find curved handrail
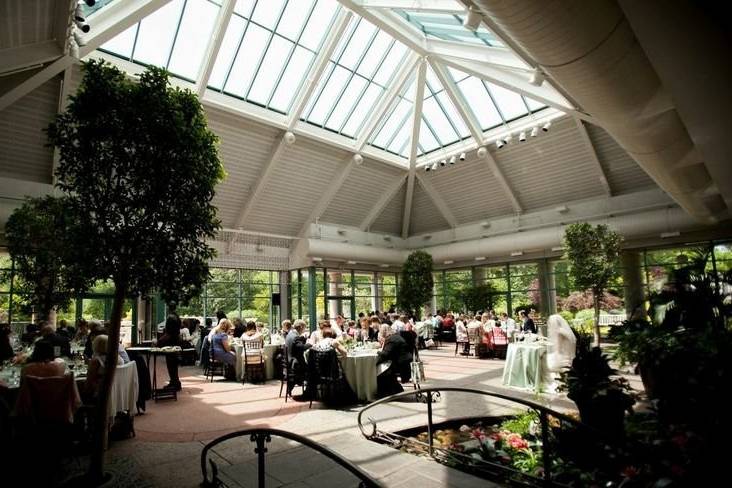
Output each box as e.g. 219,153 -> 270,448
357,387 -> 628,487
200,427 -> 382,488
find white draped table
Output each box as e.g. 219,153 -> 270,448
501,342 -> 551,393
339,351 -> 379,403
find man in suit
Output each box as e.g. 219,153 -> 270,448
376,326 -> 413,398
519,310 -> 537,334
38,325 -> 71,358
285,320 -> 311,396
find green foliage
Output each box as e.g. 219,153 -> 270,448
47,59 -> 224,306
574,309 -> 595,327
558,347 -> 635,409
559,310 -> 575,323
563,223 -> 621,343
461,283 -> 494,313
570,326 -> 593,355
499,410 -> 539,436
4,196 -> 92,321
397,251 -> 434,315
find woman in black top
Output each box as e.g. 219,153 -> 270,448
157,314 -> 182,390
376,325 -> 413,398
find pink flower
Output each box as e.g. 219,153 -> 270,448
622,466 -> 639,478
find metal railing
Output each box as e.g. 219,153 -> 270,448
200,428 -> 382,488
357,387 -> 626,487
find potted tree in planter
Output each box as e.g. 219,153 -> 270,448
559,347 -> 635,439
47,60 -> 223,485
462,282 -> 494,314
563,223 -> 621,346
397,250 -> 434,317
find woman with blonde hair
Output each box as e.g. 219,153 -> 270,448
84,334 -> 123,400
211,319 -> 236,367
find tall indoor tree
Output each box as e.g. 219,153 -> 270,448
47,60 -> 224,485
397,250 -> 434,317
563,222 -> 622,346
4,196 -> 91,323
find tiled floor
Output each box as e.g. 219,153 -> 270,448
85,345 -> 643,488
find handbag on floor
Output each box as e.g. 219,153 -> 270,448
410,360 -> 425,384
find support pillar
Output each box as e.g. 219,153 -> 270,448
327,271 -> 342,318
621,250 -> 645,319
473,266 -> 486,286
279,271 -> 290,322
307,267 -> 317,332
371,272 -> 380,314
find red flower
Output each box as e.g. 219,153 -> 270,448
621,466 -> 639,478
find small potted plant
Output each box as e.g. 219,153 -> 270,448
559,347 -> 635,439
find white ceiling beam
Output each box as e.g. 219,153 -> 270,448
483,149 -> 522,214
415,173 -> 457,227
234,134 -> 291,230
353,0 -> 463,12
338,0 -> 427,54
401,58 -> 427,238
195,0 -> 236,97
360,175 -> 407,231
429,59 -> 483,143
287,9 -> 353,128
297,157 -> 358,238
425,38 -> 530,71
355,52 -> 418,149
53,0 -> 76,53
0,41 -> 63,77
574,118 -> 613,197
0,0 -> 172,111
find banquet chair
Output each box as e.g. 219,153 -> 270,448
490,328 -> 509,359
205,340 -> 225,382
308,349 -> 342,408
468,328 -> 484,358
455,333 -> 471,357
242,337 -> 265,383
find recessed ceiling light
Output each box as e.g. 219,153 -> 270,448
444,260 -> 454,265
660,231 -> 680,238
347,260 -> 357,265
312,256 -> 323,262
510,251 -> 523,257
475,256 -> 486,261
379,264 -> 389,268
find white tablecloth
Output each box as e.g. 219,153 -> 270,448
340,352 -> 379,402
501,342 -> 551,393
234,344 -> 280,381
109,360 -> 139,418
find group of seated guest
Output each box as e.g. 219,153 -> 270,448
311,322 -> 347,355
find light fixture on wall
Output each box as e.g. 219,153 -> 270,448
495,139 -> 505,149
439,159 -> 447,167
476,146 -> 488,158
425,164 -> 432,172
443,260 -> 454,265
519,131 -> 527,142
431,162 -> 438,171
475,256 -> 486,261
503,134 -> 513,145
530,126 -> 539,137
660,231 -> 680,238
463,7 -> 482,31
449,155 -> 456,165
459,152 -> 466,161
73,5 -> 90,32
542,121 -> 552,132
353,153 -> 363,165
284,131 -> 296,144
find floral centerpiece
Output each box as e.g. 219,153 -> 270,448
339,334 -> 356,352
258,325 -> 270,344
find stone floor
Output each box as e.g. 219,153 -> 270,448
62,345 -> 643,488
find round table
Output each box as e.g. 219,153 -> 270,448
501,342 -> 551,393
234,343 -> 280,381
339,351 -> 379,403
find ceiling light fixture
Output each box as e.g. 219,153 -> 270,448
463,7 -> 482,31
439,159 -> 447,167
347,260 -> 357,265
444,260 -> 454,265
476,146 -> 488,158
510,251 -> 524,257
504,134 -> 513,145
475,256 -> 486,261
530,126 -> 539,137
312,257 -> 323,262
424,164 -> 431,172
542,121 -> 552,132
431,162 -> 438,171
660,231 -> 680,239
529,68 -> 545,86
495,139 -> 505,149
73,6 -> 90,33
519,131 -> 526,142
353,153 -> 363,165
459,152 -> 466,161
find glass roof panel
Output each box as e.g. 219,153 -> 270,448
223,23 -> 269,97
341,83 -> 382,137
247,35 -> 293,105
251,0 -> 286,30
300,1 -> 339,51
325,76 -> 367,131
167,0 -> 220,80
307,64 -> 350,125
418,118 -> 441,154
488,82 -> 529,121
234,0 -> 255,17
455,75 -> 502,130
99,23 -> 136,59
416,65 -> 469,154
207,15 -> 248,90
132,0 -> 185,68
269,46 -> 314,112
395,10 -> 503,47
277,0 -> 315,41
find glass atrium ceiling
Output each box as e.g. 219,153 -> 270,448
90,0 -> 554,163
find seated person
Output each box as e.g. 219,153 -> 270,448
232,318 -> 246,339
21,341 -> 66,378
455,318 -> 469,354
211,319 -> 236,366
345,320 -> 358,338
179,318 -> 193,348
84,321 -> 105,359
280,320 -> 292,337
74,319 -> 90,343
56,319 -> 75,339
84,334 -> 124,401
38,325 -> 71,358
376,325 -> 413,398
307,320 -> 330,346
242,321 -> 262,342
0,324 -> 14,362
311,327 -> 347,356
20,323 -> 40,344
356,317 -> 377,342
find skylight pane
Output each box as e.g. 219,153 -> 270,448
339,20 -> 377,71
488,83 -> 528,120
251,0 -> 285,30
422,97 -> 458,145
341,83 -> 382,137
207,15 -> 247,89
372,98 -> 411,148
525,96 -> 546,111
388,121 -> 411,156
100,24 -> 137,59
308,65 -> 350,125
234,0 -> 255,17
299,0 -> 339,51
373,42 -> 407,86
224,24 -> 269,97
425,67 -> 442,94
357,32 -> 391,79
301,63 -> 331,119
248,36 -> 293,105
269,46 -> 314,112
436,92 -> 470,138
330,16 -> 358,62
457,77 -> 502,129
167,0 -> 219,80
277,0 -> 314,41
418,119 -> 440,153
325,76 -> 367,130
132,0 -> 184,68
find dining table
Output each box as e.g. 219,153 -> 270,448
339,349 -> 380,403
501,341 -> 552,393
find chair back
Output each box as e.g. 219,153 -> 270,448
310,349 -> 339,381
243,337 -> 263,351
490,327 -> 508,346
467,327 -> 481,344
109,361 -> 139,418
15,374 -> 81,424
